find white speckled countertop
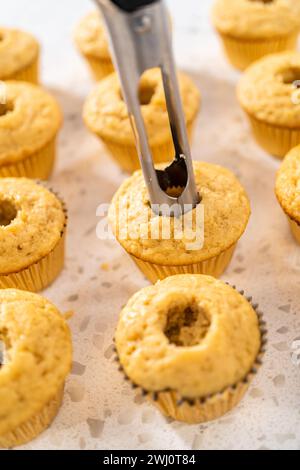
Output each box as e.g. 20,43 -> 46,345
2,0 -> 300,451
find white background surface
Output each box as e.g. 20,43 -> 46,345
1,0 -> 300,450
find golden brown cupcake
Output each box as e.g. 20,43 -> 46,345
74,11 -> 114,80
212,0 -> 300,71
238,52 -> 300,159
0,81 -> 62,178
0,289 -> 72,448
115,274 -> 266,424
0,178 -> 67,292
108,161 -> 251,282
0,27 -> 39,83
275,144 -> 300,243
83,68 -> 200,172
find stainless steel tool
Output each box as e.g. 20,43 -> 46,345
93,0 -> 200,217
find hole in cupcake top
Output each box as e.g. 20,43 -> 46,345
119,84 -> 155,106
138,83 -> 155,105
0,200 -> 18,226
164,300 -> 211,347
280,67 -> 300,85
0,101 -> 14,117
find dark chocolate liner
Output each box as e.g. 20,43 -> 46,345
36,180 -> 68,231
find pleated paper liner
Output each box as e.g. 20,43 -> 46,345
130,243 -> 236,283
7,55 -> 39,84
288,217 -> 300,244
0,182 -> 67,292
114,286 -> 267,424
84,54 -> 114,81
0,385 -> 64,448
218,32 -> 298,71
0,137 -> 58,179
100,121 -> 195,173
245,114 -> 300,159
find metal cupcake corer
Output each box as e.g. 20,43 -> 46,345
93,0 -> 200,217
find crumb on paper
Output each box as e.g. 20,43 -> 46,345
64,310 -> 75,320
100,262 -> 110,271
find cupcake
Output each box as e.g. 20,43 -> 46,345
0,178 -> 67,292
74,11 -> 114,80
0,289 -> 72,448
83,68 -> 200,173
108,161 -> 250,282
275,144 -> 300,244
238,52 -> 300,159
0,27 -> 39,83
115,274 -> 266,424
212,0 -> 300,71
0,81 -> 62,178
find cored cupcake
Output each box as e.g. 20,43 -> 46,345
0,178 -> 67,291
83,68 -> 200,172
0,289 -> 72,448
0,81 -> 62,178
115,274 -> 266,423
238,52 -> 300,158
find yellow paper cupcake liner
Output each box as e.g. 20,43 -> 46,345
288,217 -> 300,244
7,56 -> 39,84
246,114 -> 300,159
0,137 -> 57,179
114,288 -> 267,424
130,243 -> 236,283
101,121 -> 195,173
0,385 -> 64,448
218,32 -> 298,71
0,185 -> 67,292
85,54 -> 114,81
152,380 -> 249,424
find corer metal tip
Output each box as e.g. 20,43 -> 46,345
93,0 -> 200,217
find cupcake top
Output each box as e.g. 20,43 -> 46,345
0,289 -> 72,438
0,178 -> 66,274
0,81 -> 62,165
212,0 -> 300,40
0,28 -> 39,80
83,68 -> 200,146
238,52 -> 300,128
275,145 -> 300,224
108,161 -> 250,265
116,274 -> 261,398
74,11 -> 110,60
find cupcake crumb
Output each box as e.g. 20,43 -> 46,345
63,310 -> 74,320
100,262 -> 110,271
